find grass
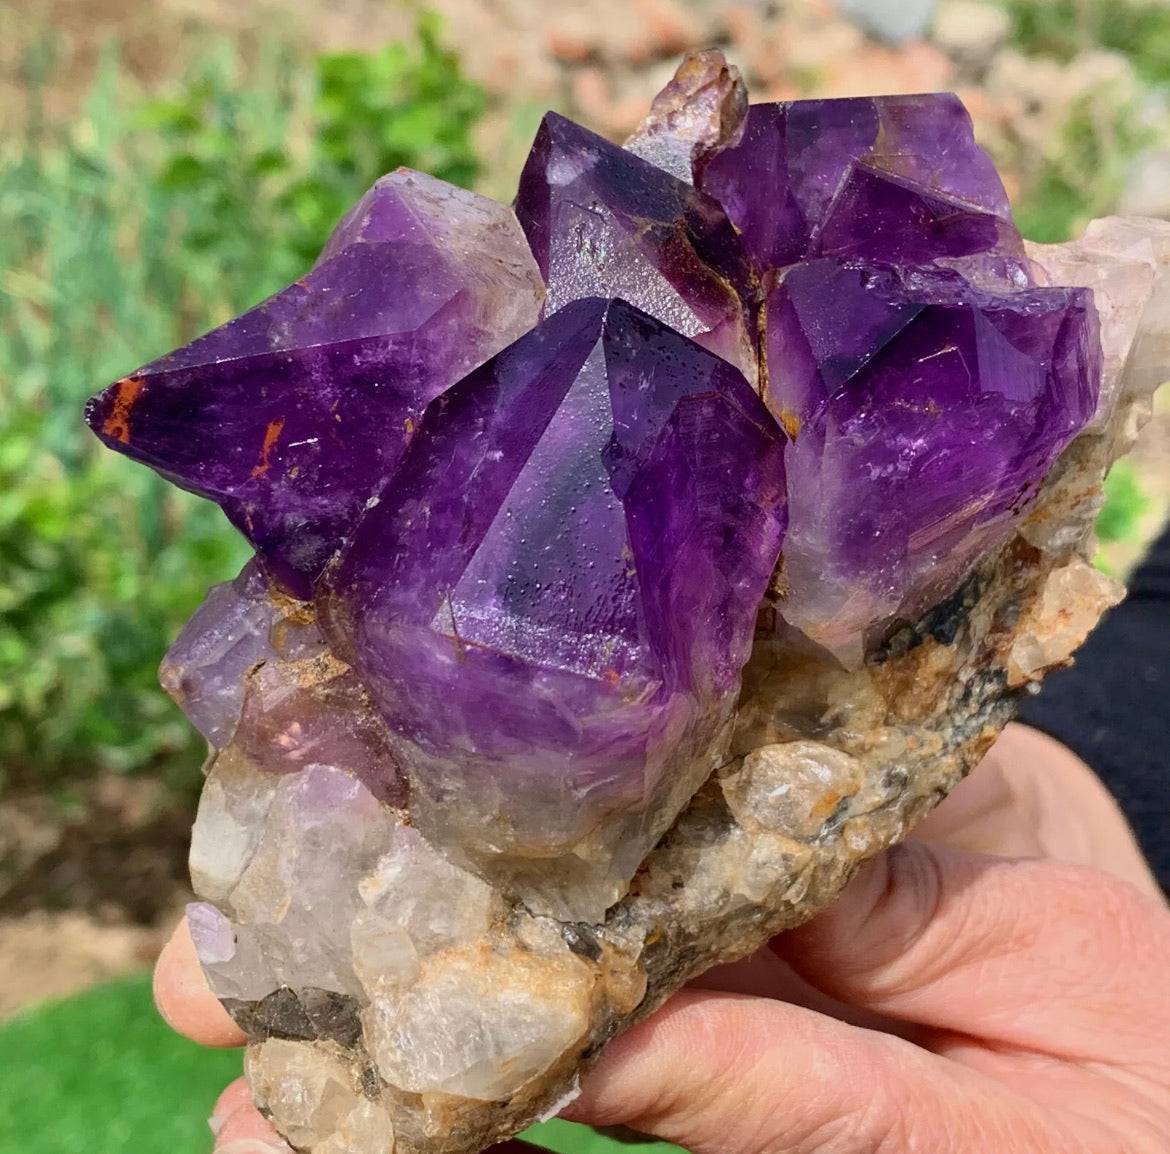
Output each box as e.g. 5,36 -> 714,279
0,975 -> 241,1154
0,977 -> 676,1154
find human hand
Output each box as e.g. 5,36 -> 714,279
154,724 -> 1170,1153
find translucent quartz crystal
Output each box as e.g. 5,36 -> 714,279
623,49 -> 748,183
322,297 -> 787,916
1027,216 -> 1170,431
161,562 -> 405,804
87,171 -> 544,596
158,560 -> 282,749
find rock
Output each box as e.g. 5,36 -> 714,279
837,0 -> 939,44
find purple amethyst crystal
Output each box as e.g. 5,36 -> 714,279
765,259 -> 1101,662
514,112 -> 760,381
322,297 -> 787,914
696,94 -> 1022,273
86,171 -> 544,597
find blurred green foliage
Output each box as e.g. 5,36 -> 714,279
1006,0 -> 1170,86
1008,0 -> 1170,242
0,19 -> 484,792
1013,94 -> 1152,244
1096,460 -> 1151,547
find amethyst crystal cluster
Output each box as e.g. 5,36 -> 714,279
88,76 -> 1099,914
84,51 -> 1158,1154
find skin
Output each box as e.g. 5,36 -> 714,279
154,723 -> 1170,1154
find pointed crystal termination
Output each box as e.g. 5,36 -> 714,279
322,297 -> 787,918
86,171 -> 544,597
696,94 -> 1024,275
514,112 -> 760,383
765,259 -> 1102,665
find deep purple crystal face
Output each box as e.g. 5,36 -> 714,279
86,171 -> 544,597
321,297 -> 787,852
696,94 -> 1022,274
767,259 -> 1101,659
514,112 -> 760,382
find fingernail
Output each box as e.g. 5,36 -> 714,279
208,1113 -> 227,1136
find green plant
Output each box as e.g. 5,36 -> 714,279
1014,90 -> 1152,243
0,19 -> 485,792
145,11 -> 485,274
1006,0 -> 1170,87
0,974 -> 242,1154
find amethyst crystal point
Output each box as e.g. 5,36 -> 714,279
514,112 -> 759,382
324,297 -> 787,917
696,94 -> 1021,274
766,258 -> 1102,664
86,171 -> 544,597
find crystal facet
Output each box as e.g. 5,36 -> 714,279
515,112 -> 759,381
696,94 -> 1022,273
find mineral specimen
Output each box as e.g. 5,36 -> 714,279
84,49 -> 1169,1154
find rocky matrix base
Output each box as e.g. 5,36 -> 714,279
86,51 -> 1170,1154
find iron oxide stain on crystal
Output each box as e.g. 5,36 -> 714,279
84,49 -> 1169,1154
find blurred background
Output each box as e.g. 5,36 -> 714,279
1,0 -> 1168,1150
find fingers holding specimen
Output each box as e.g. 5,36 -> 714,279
562,989 -> 1099,1154
778,840 -> 1170,1072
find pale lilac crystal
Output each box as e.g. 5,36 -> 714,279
86,171 -> 543,596
766,259 -> 1101,663
163,559 -> 405,803
159,560 -> 284,749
